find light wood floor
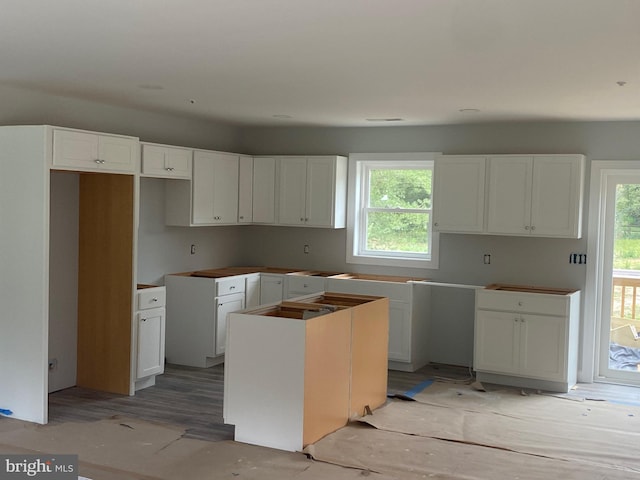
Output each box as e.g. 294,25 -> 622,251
48,363 -> 640,443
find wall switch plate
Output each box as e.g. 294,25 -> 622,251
304,244 -> 310,254
483,254 -> 491,264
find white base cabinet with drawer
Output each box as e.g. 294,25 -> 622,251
165,273 -> 247,367
474,286 -> 581,392
134,286 -> 166,392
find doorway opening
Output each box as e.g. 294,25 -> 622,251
590,164 -> 640,386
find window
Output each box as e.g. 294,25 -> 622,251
347,153 -> 439,269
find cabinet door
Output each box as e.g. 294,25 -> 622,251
215,293 -> 245,356
253,157 -> 277,223
530,156 -> 583,238
212,153 -> 239,223
238,155 -> 253,223
53,130 -> 99,169
137,308 -> 165,379
142,144 -> 192,179
305,157 -> 336,227
519,314 -> 567,381
192,151 -> 217,224
487,156 -> 533,235
260,275 -> 284,304
192,151 -> 239,225
474,310 -> 519,374
53,130 -> 137,173
433,156 -> 486,233
278,157 -> 307,225
388,300 -> 411,362
245,275 -> 261,308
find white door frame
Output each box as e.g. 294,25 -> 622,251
584,161 -> 640,383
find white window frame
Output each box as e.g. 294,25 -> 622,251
346,152 -> 440,269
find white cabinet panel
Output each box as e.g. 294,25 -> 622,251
487,156 -> 532,235
238,155 -> 254,223
285,275 -> 326,299
191,150 -> 239,225
253,157 -> 276,224
388,300 -> 411,362
474,287 -> 580,392
141,143 -> 192,179
278,157 -> 308,225
215,292 -> 245,356
136,308 -> 165,379
260,274 -> 284,304
53,129 -> 137,173
433,156 -> 486,233
245,274 -> 261,308
277,156 -> 347,228
487,155 -> 584,238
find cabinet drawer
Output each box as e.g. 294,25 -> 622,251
476,289 -> 568,316
287,275 -> 326,297
216,276 -> 246,296
137,286 -> 166,310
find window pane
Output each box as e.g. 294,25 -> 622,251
366,211 -> 429,253
368,169 -> 432,209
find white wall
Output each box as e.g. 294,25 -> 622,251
0,126 -> 49,423
0,84 -> 243,152
137,177 -> 247,285
48,172 -> 79,392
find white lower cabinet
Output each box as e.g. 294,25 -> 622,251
245,273 -> 261,308
474,287 -> 580,392
215,292 -> 245,356
260,274 -> 284,304
165,273 -> 249,367
325,277 -> 429,371
285,275 -> 326,299
134,286 -> 166,391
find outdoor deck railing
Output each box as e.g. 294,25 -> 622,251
612,272 -> 640,319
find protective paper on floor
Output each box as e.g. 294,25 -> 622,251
355,384 -> 640,473
306,423 -> 638,480
0,416 -> 392,480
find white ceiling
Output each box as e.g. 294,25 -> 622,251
2,0 -> 639,128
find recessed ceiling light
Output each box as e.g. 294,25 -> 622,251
272,114 -> 292,119
189,99 -> 196,104
459,108 -> 480,113
365,118 -> 404,122
138,84 -> 164,90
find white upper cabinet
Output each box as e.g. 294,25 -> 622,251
52,128 -> 137,173
165,149 -> 239,226
487,155 -> 584,238
433,156 -> 486,233
238,155 -> 254,223
141,143 -> 192,179
277,156 -> 347,228
252,157 -> 277,224
192,151 -> 239,225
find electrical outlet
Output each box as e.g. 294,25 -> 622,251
304,244 -> 310,254
483,254 -> 491,265
190,244 -> 196,255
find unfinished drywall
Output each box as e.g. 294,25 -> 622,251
48,172 -> 79,393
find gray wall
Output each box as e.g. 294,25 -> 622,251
0,84 -> 242,152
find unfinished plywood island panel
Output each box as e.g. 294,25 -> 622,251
224,293 -> 388,451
